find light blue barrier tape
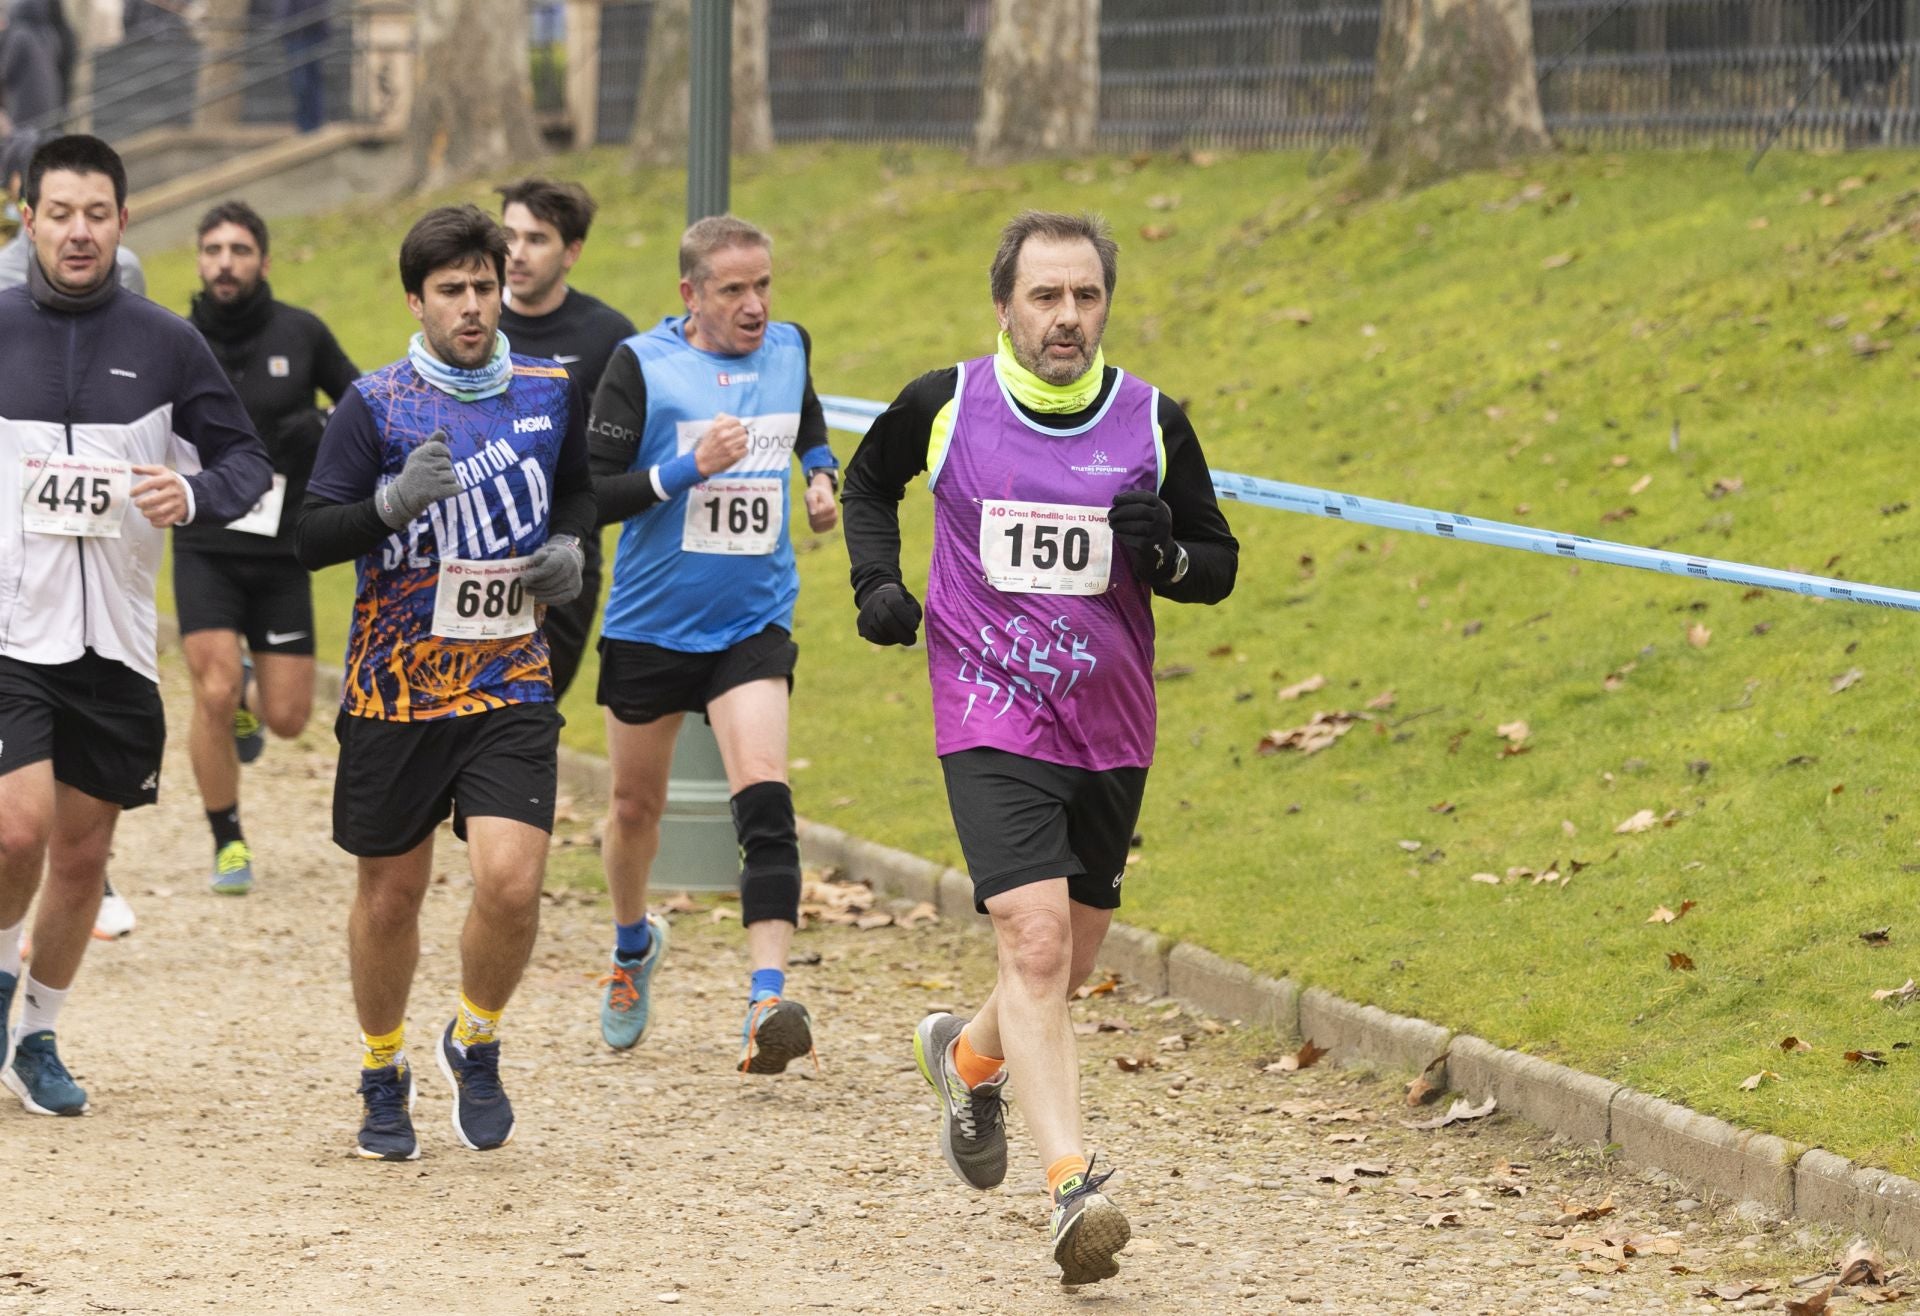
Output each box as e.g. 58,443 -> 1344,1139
821,394 -> 1920,614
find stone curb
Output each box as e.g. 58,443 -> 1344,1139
800,819 -> 1920,1255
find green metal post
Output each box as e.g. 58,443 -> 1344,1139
687,0 -> 732,224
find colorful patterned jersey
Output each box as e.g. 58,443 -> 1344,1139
306,355 -> 585,720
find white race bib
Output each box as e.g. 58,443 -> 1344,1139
227,474 -> 288,538
431,557 -> 536,639
682,478 -> 783,555
20,454 -> 132,538
978,500 -> 1113,596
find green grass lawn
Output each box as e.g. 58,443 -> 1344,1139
144,141 -> 1920,1174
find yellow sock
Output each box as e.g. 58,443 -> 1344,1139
1047,1154 -> 1090,1201
452,993 -> 502,1049
953,1031 -> 1004,1089
361,1024 -> 405,1071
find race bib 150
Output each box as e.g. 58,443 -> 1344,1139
431,557 -> 536,639
978,500 -> 1113,596
20,454 -> 132,538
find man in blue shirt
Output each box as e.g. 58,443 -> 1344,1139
587,214 -> 837,1073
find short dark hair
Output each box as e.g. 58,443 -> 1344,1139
988,210 -> 1119,307
24,133 -> 127,211
678,214 -> 770,284
399,204 -> 508,296
495,177 -> 597,247
196,199 -> 269,257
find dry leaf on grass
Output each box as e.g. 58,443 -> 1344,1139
1858,1288 -> 1912,1305
1839,1239 -> 1888,1287
1138,223 -> 1177,242
1845,1049 -> 1888,1067
659,893 -> 706,915
709,906 -> 739,922
1739,1070 -> 1779,1091
1469,872 -> 1502,885
1786,1285 -> 1833,1315
1266,1039 -> 1329,1075
1541,251 -> 1576,270
1257,712 -> 1359,757
854,911 -> 895,931
895,902 -> 939,929
1422,1211 -> 1464,1228
1405,1053 -> 1448,1107
1403,1095 -> 1496,1131
1629,474 -> 1653,495
1615,809 -> 1659,834
1667,951 -> 1696,971
1365,689 -> 1397,711
1781,1036 -> 1814,1053
1496,720 -> 1530,745
1275,306 -> 1312,325
1832,668 -> 1866,694
1277,673 -> 1328,701
1074,973 -> 1121,1000
1872,979 -> 1917,1005
1113,1053 -> 1159,1073
1553,1194 -> 1616,1226
1687,623 -> 1712,649
1861,926 -> 1892,946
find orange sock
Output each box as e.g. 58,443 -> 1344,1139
953,1030 -> 1004,1089
1047,1154 -> 1090,1200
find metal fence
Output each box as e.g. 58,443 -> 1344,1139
593,0 -> 1920,152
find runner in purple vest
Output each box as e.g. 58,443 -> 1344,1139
842,211 -> 1238,1286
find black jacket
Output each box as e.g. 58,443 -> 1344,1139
176,281 -> 359,557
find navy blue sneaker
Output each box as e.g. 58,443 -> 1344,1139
354,1060 -> 419,1161
435,1021 -> 514,1150
4,1030 -> 88,1116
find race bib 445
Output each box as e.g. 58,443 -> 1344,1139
20,454 -> 132,538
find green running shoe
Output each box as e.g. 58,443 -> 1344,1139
210,839 -> 255,895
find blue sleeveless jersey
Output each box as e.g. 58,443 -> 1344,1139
602,316 -> 811,652
316,355 -> 574,720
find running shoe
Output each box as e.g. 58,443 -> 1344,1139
738,996 -> 815,1075
1049,1157 -> 1130,1286
209,839 -> 255,895
4,1030 -> 88,1116
93,880 -> 135,940
597,913 -> 668,1051
913,1011 -> 1008,1190
354,1060 -> 419,1161
234,658 -> 265,764
435,1020 -> 515,1150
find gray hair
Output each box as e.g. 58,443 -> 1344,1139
989,210 -> 1118,307
679,214 -> 771,285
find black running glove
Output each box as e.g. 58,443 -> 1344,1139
1108,489 -> 1175,575
857,582 -> 922,646
376,432 -> 460,529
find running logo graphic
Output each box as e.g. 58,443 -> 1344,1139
953,612 -> 1098,724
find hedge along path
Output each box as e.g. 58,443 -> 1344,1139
0,664 -> 1849,1314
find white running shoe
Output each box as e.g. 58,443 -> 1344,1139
93,883 -> 135,940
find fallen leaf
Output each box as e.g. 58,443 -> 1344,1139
1397,839 -> 1423,853
1113,1053 -> 1159,1073
1074,973 -> 1121,1000
1739,1070 -> 1778,1091
1786,1284 -> 1833,1315
854,911 -> 894,931
900,977 -> 954,991
1422,1211 -> 1463,1228
1781,1036 -> 1814,1053
1286,1039 -> 1329,1072
1257,711 -> 1360,757
659,893 -> 705,915
1496,719 -> 1530,745
1860,926 -> 1891,946
1469,872 -> 1502,885
1553,1194 -> 1616,1226
1871,979 -> 1917,1005
1667,951 -> 1696,972
895,901 -> 939,929
1687,623 -> 1712,649
1326,1132 -> 1367,1144
1428,801 -> 1455,815
1316,1160 -> 1392,1184
1403,1096 -> 1496,1130
1365,689 -> 1397,711
1846,1049 -> 1888,1066
1647,905 -> 1678,924
1275,306 -> 1313,325
1615,809 -> 1658,834
1839,1238 -> 1888,1287
1541,251 -> 1576,270
1697,1280 -> 1776,1300
1629,474 -> 1653,495
1832,668 -> 1865,694
1152,663 -> 1196,681
1858,1288 -> 1911,1305
1708,476 -> 1745,500
1600,505 -> 1638,524
1138,223 -> 1176,242
1277,674 -> 1328,701
1207,643 -> 1234,657
1145,192 -> 1181,211
709,906 -> 739,922
1405,1053 -> 1448,1107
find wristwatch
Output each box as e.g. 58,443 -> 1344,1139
1168,543 -> 1190,583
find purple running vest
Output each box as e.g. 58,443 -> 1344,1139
925,355 -> 1161,770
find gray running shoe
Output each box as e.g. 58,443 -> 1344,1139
913,1011 -> 1008,1190
1049,1157 -> 1129,1286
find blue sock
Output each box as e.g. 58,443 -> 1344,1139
750,968 -> 785,1003
614,917 -> 652,961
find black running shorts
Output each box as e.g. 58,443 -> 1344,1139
0,652 -> 165,808
173,548 -> 316,656
940,747 -> 1148,913
332,702 -> 563,856
596,625 -> 796,726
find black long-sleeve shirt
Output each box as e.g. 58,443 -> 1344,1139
843,365 -> 1238,607
587,323 -> 835,524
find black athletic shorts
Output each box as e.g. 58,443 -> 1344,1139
332,702 -> 563,856
941,747 -> 1149,913
0,651 -> 165,808
173,548 -> 316,656
597,625 -> 796,726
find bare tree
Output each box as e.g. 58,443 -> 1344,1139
194,0 -> 251,128
1366,0 -> 1549,189
973,0 -> 1099,164
630,0 -> 774,168
407,0 -> 544,189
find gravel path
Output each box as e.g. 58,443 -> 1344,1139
0,667 -> 1882,1314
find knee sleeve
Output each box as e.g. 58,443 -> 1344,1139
732,779 -> 801,925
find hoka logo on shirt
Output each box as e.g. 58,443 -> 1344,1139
513,414 -> 554,435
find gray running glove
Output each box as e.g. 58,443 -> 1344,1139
375,433 -> 460,529
522,534 -> 585,605
857,582 -> 922,646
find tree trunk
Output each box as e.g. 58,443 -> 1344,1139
972,0 -> 1099,164
407,0 -> 544,190
630,0 -> 775,168
194,0 -> 250,129
1365,0 -> 1549,190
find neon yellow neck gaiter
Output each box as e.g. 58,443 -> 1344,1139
995,331 -> 1105,413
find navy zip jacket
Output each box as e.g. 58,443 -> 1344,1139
0,272 -> 271,681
